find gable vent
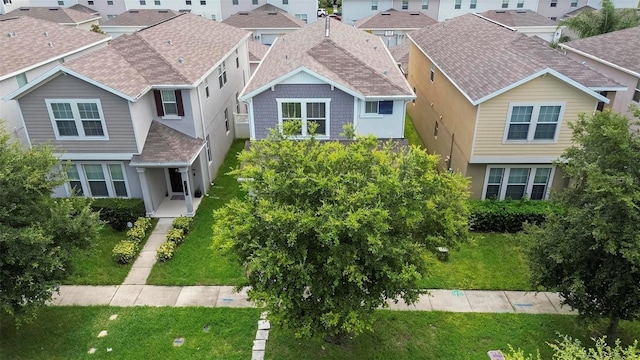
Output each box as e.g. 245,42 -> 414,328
267,12 -> 277,15
381,12 -> 391,15
239,11 -> 249,15
410,12 -> 420,15
495,10 -> 506,13
20,8 -> 30,11
516,9 -> 527,13
48,8 -> 59,11
7,31 -> 16,37
159,10 -> 169,13
129,10 -> 139,13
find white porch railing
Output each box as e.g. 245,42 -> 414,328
234,113 -> 249,139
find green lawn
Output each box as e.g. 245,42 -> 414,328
266,311 -> 640,359
420,233 -> 531,290
0,307 -> 260,359
147,140 -> 247,286
63,219 -> 158,285
404,113 -> 424,148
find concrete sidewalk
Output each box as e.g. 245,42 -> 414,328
122,218 -> 173,285
50,286 -> 576,314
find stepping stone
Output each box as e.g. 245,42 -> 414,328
252,351 -> 265,360
88,348 -> 96,354
255,329 -> 269,340
97,330 -> 108,338
258,320 -> 270,330
260,311 -> 268,320
252,340 -> 266,351
109,314 -> 118,321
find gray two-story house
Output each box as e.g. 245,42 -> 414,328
6,13 -> 251,217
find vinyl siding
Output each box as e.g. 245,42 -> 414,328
18,74 -> 137,153
473,75 -> 598,158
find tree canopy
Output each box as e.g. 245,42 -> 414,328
213,130 -> 470,341
0,125 -> 100,321
559,0 -> 640,39
524,109 -> 640,341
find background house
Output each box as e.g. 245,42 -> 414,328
240,17 -> 415,141
354,8 -> 437,48
560,26 -> 640,120
406,13 -> 623,200
0,6 -> 101,29
478,9 -> 562,42
100,9 -> 180,38
222,3 -> 305,46
5,14 -> 251,217
0,16 -> 109,146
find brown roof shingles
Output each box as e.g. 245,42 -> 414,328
0,7 -> 100,24
562,26 -> 640,75
100,9 -> 180,27
64,13 -> 249,98
248,40 -> 269,62
409,14 -> 620,103
222,3 -> 305,29
478,9 -> 557,27
389,42 -> 409,71
354,8 -> 437,29
242,18 -> 413,98
130,121 -> 205,165
0,16 -> 108,79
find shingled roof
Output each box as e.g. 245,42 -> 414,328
100,9 -> 180,27
130,121 -> 205,166
354,8 -> 437,29
241,17 -> 414,98
222,3 -> 305,29
408,13 -> 620,104
61,13 -> 249,99
478,9 -> 557,27
561,26 -> 640,75
248,40 -> 269,62
389,41 -> 409,73
0,6 -> 100,24
0,16 -> 108,80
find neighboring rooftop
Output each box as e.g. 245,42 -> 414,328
242,18 -> 413,98
478,9 -> 557,27
561,26 -> 640,75
100,9 -> 181,27
563,5 -> 596,17
0,6 -> 100,25
408,13 -> 619,104
130,121 -> 205,166
62,13 -> 249,99
248,40 -> 269,62
0,16 -> 108,79
222,3 -> 305,29
389,41 -> 409,72
354,8 -> 437,29
69,4 -> 100,16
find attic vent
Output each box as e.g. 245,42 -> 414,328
516,9 -> 526,13
178,58 -> 184,64
495,10 -> 506,13
381,12 -> 391,15
159,10 -> 169,13
167,39 -> 172,44
410,12 -> 420,15
19,8 -> 30,11
48,41 -> 53,47
383,70 -> 388,75
267,12 -> 277,15
48,8 -> 59,11
239,11 -> 249,15
129,10 -> 139,13
44,31 -> 48,36
7,31 -> 16,37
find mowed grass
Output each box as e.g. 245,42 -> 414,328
266,311 -> 640,360
420,233 -> 531,290
63,219 -> 158,285
0,307 -> 260,359
147,140 -> 247,286
404,113 -> 424,148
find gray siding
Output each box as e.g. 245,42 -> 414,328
18,74 -> 137,153
252,84 -> 354,140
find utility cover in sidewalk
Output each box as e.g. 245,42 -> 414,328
173,337 -> 185,346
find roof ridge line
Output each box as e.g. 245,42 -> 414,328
154,121 -> 196,162
132,31 -> 191,85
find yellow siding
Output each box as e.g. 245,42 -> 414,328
406,42 -> 477,173
466,163 -> 568,200
473,75 -> 598,158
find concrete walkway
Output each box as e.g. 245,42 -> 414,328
50,286 -> 576,314
122,218 -> 174,285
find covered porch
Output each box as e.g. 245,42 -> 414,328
130,121 -> 210,218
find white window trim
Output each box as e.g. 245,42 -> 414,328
46,99 -> 109,141
276,98 -> 331,139
64,162 -> 131,198
218,61 -> 227,88
502,102 -> 566,144
481,165 -> 556,200
360,100 -> 394,118
160,90 -> 181,120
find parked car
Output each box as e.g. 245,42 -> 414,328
317,8 -> 327,17
328,12 -> 341,21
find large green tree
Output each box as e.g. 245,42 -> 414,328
0,125 -> 100,321
559,0 -> 640,39
213,129 -> 470,342
525,109 -> 640,341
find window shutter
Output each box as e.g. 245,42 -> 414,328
175,90 -> 185,116
153,90 -> 164,116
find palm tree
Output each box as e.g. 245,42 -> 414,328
559,0 -> 640,39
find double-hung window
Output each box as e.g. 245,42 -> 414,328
160,90 -> 178,115
364,100 -> 394,115
483,166 -> 553,200
218,61 -> 227,88
505,103 -> 563,142
570,0 -> 578,6
454,0 -> 461,9
517,0 -> 524,8
502,0 -> 509,8
278,99 -> 330,138
422,0 -> 429,9
47,99 -> 108,140
633,78 -> 640,103
550,0 -> 557,7
402,0 -> 408,10
371,0 -> 378,10
66,163 -> 129,198
470,0 -> 477,9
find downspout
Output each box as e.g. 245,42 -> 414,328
196,85 -> 212,188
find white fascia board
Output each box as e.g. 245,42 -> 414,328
239,36 -> 280,100
590,86 -> 628,92
364,95 -> 416,100
470,156 -> 559,164
560,44 -> 640,78
57,152 -> 134,160
129,161 -> 189,168
0,36 -> 111,82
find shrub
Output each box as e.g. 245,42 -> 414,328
468,199 -> 561,232
166,228 -> 186,245
112,240 -> 139,264
126,225 -> 147,244
156,241 -> 176,262
90,199 -> 145,231
134,216 -> 152,231
172,216 -> 193,235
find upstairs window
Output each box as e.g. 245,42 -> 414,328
16,73 -> 27,88
402,0 -> 408,10
46,99 -> 108,140
252,0 -> 258,4
422,0 -> 429,9
470,0 -> 477,9
633,78 -> 640,103
232,0 -> 238,4
517,0 -> 524,8
296,13 -> 308,23
153,90 -> 185,117
502,0 -> 509,8
218,61 -> 227,88
371,0 -> 378,10
550,0 -> 557,7
430,64 -> 435,82
505,104 -> 563,142
484,166 -> 553,200
570,0 -> 578,6
454,0 -> 461,9
364,101 -> 393,115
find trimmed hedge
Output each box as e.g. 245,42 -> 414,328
468,199 -> 562,233
90,199 -> 145,231
112,240 -> 139,264
157,241 -> 176,262
171,216 -> 193,235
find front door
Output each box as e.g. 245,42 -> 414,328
168,168 -> 183,194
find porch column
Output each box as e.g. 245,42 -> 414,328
178,167 -> 194,216
136,167 -> 154,216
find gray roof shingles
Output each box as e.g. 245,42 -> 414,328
242,18 -> 413,98
562,26 -> 640,75
409,14 -> 620,103
354,8 -> 437,29
222,3 -> 305,29
478,9 -> 557,27
130,121 -> 205,165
